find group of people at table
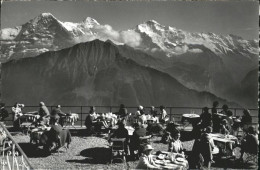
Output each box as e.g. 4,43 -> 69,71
0,101 -> 258,169
0,101 -> 72,153
84,102 -> 258,169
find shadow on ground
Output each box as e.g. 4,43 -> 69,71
18,143 -> 50,158
67,147 -> 112,164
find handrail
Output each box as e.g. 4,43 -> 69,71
0,122 -> 33,169
2,106 -> 258,127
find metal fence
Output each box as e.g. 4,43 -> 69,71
2,106 -> 258,127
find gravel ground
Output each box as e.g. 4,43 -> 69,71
11,131 -> 257,170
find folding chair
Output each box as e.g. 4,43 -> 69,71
110,138 -> 127,166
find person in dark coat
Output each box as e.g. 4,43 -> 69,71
0,103 -> 9,121
221,104 -> 229,115
239,126 -> 258,162
241,109 -> 252,131
85,106 -> 98,134
38,102 -> 50,126
110,122 -> 129,155
130,122 -> 148,158
41,115 -> 71,152
118,104 -> 128,119
211,101 -> 221,133
200,107 -> 212,130
50,105 -> 66,126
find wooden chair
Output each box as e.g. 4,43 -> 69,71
110,138 -> 127,165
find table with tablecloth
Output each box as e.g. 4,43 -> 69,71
209,133 -> 238,157
64,113 -> 79,127
152,151 -> 189,170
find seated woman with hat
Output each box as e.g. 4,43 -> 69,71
136,144 -> 160,169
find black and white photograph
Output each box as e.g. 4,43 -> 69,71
0,0 -> 258,169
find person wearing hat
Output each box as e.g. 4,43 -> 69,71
0,103 -> 9,121
136,144 -> 160,169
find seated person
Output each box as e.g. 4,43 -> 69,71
150,106 -> 157,117
117,104 -> 128,119
151,112 -> 159,124
136,144 -> 160,170
110,122 -> 129,155
161,121 -> 179,144
95,113 -> 110,133
138,109 -> 147,125
37,102 -> 50,126
84,106 -> 98,133
42,115 -> 71,152
159,105 -> 169,123
50,105 -> 66,126
130,122 -> 148,158
168,130 -> 185,157
219,119 -> 231,135
239,126 -> 259,161
225,110 -> 234,134
12,102 -> 25,129
0,103 -> 9,121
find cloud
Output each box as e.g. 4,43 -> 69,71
73,24 -> 142,48
188,48 -> 203,53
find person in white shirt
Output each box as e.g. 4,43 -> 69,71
168,130 -> 185,156
159,105 -> 169,123
136,144 -> 160,169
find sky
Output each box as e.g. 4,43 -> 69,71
1,1 -> 259,40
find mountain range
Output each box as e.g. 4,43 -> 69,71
2,39 -> 234,107
0,13 -> 258,107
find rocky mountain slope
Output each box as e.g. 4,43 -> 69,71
2,40 -> 232,107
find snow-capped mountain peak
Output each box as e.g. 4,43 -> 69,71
82,17 -> 100,27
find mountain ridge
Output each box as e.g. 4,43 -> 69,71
2,39 -> 237,107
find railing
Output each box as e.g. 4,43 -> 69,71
2,106 -> 258,127
0,122 -> 33,170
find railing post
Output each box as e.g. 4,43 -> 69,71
170,107 -> 172,122
234,108 -> 237,117
81,106 -> 83,127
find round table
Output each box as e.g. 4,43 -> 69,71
181,113 -> 200,125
